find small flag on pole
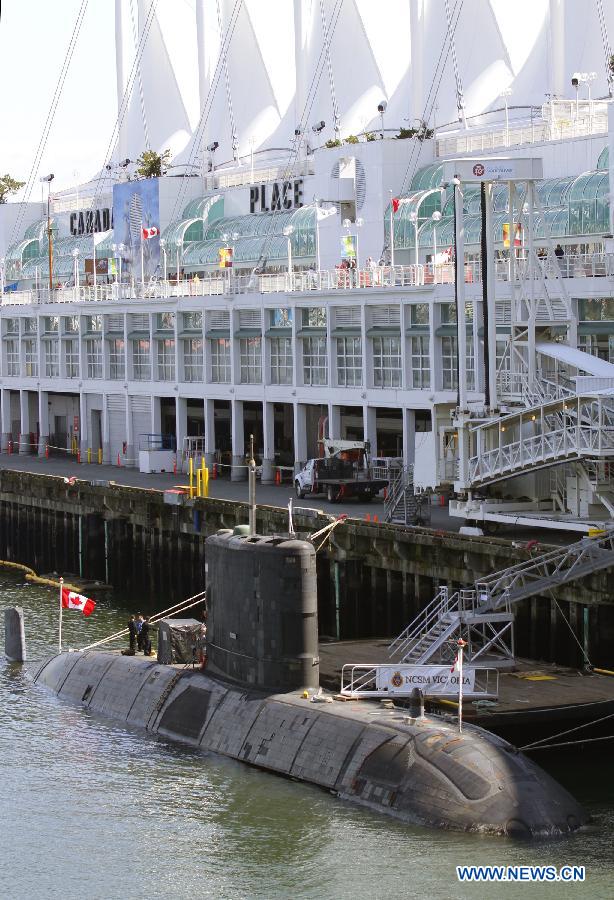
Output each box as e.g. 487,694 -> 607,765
141,225 -> 160,240
391,197 -> 401,213
61,586 -> 96,617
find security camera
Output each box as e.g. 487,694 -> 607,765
377,100 -> 388,113
312,121 -> 326,134
119,158 -> 132,167
206,141 -> 219,152
40,173 -> 54,182
294,127 -> 303,137
571,76 -> 579,87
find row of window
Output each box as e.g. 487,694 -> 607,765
2,334 -> 476,390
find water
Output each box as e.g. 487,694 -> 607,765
1,574 -> 614,899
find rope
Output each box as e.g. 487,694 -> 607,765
524,734 -> 614,751
519,709 -> 614,751
0,559 -> 82,594
78,589 -> 207,651
548,588 -> 592,668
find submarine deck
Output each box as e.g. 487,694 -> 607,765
318,639 -> 614,745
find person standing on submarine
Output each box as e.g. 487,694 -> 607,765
140,616 -> 152,656
135,613 -> 144,651
127,616 -> 138,653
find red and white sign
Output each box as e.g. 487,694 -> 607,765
472,163 -> 485,177
61,586 -> 96,617
141,225 -> 160,240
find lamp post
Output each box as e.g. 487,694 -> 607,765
160,238 -> 168,282
221,232 -> 238,288
40,174 -> 54,291
0,257 -> 5,296
282,225 -> 294,281
499,87 -> 512,146
111,243 -> 118,283
175,239 -> 182,285
409,210 -> 419,266
389,189 -> 395,267
118,243 -> 125,285
72,247 -> 80,294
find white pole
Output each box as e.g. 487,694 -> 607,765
287,236 -> 292,277
414,219 -> 419,266
389,193 -> 395,267
140,235 -> 145,286
93,234 -> 97,292
457,639 -> 466,732
433,224 -> 438,266
59,577 -> 64,653
316,216 -> 321,272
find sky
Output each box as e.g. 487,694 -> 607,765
0,0 -> 117,197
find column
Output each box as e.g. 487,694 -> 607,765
327,403 -> 341,440
151,396 -> 162,434
261,400 -> 275,483
230,398 -> 245,480
176,396 -> 187,466
403,408 -> 416,469
204,397 -> 216,469
1,388 -> 12,450
79,392 -> 88,456
125,392 -> 134,463
38,390 -> 50,456
293,402 -> 307,474
363,404 -> 377,456
102,393 -> 110,463
19,390 -> 31,453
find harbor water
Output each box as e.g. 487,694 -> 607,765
1,574 -> 614,899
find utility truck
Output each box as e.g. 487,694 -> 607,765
294,440 -> 388,503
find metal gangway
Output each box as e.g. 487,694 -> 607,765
388,527 -> 614,667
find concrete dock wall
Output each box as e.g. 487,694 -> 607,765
4,468 -> 614,667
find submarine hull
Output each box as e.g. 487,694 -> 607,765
33,650 -> 587,837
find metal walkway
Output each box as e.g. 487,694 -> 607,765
462,391 -> 614,489
388,528 -> 614,666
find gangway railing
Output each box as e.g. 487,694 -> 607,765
340,664 -> 499,699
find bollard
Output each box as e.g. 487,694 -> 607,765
76,449 -> 81,464
439,494 -> 445,506
45,444 -> 49,459
373,514 -> 379,523
212,462 -> 217,479
189,457 -> 194,498
275,468 -> 281,485
196,468 -> 202,498
117,452 -> 121,467
87,447 -> 91,464
204,466 -> 209,498
201,458 -> 207,498
173,456 -> 177,475
8,440 -> 12,455
365,513 -> 371,522
98,448 -> 102,465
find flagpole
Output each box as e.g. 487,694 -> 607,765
389,191 -> 395,268
59,577 -> 63,653
140,231 -> 145,287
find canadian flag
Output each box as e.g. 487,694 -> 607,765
61,586 -> 96,617
391,197 -> 401,213
450,653 -> 459,674
141,225 -> 160,240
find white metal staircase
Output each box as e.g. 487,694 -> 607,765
389,528 -> 614,666
384,466 -> 418,525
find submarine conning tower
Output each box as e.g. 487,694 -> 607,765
206,530 -> 319,691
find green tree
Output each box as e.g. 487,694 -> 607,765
0,174 -> 25,203
135,149 -> 172,178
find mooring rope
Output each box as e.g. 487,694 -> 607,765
78,589 -> 207,651
520,709 -> 614,751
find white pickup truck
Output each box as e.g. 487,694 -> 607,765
294,440 -> 388,503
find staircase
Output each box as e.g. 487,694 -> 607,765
384,465 -> 418,525
389,528 -> 614,666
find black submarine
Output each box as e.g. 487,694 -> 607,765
31,529 -> 587,837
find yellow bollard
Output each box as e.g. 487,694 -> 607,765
97,448 -> 102,465
204,465 -> 209,498
87,447 -> 91,464
201,458 -> 208,499
189,456 -> 194,498
196,468 -> 202,498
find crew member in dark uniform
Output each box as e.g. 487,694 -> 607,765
128,615 -> 137,653
141,616 -> 152,656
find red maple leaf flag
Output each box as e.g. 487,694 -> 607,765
141,225 -> 160,240
61,586 -> 96,617
391,198 -> 400,213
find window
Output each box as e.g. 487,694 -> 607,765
372,336 -> 401,388
442,336 -> 458,390
579,334 -> 614,364
132,339 -> 151,381
64,316 -> 79,334
409,304 -> 429,326
65,339 -> 79,378
23,318 -> 37,334
183,339 -> 203,382
302,336 -> 327,385
44,341 -> 59,377
270,308 -> 292,328
43,316 -> 59,333
240,337 -> 262,384
410,335 -> 430,388
6,339 -> 19,376
85,338 -> 103,379
86,315 -> 102,333
269,337 -> 293,384
183,311 -> 203,331
109,339 -> 125,380
157,311 -> 175,330
302,307 -> 326,328
466,335 -> 475,391
23,338 -> 37,376
579,298 -> 614,321
210,338 -> 230,383
157,339 -> 175,381
4,318 -> 18,335
441,302 -> 473,323
336,337 -> 362,386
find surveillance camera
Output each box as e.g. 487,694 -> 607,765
451,176 -> 461,186
312,120 -> 326,134
206,141 -> 219,152
119,158 -> 131,167
571,77 -> 579,87
40,174 -> 54,182
377,100 -> 388,113
105,164 -> 112,171
294,127 -> 303,137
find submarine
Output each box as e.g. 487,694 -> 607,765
32,530 -> 587,837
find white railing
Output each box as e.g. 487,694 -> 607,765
340,663 -> 499,699
203,160 -> 314,191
